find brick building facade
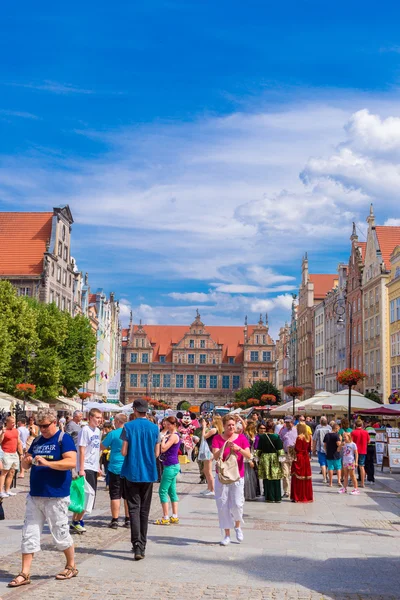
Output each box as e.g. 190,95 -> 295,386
121,312 -> 276,407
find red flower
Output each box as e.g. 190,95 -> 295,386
15,383 -> 36,395
284,386 -> 304,399
337,369 -> 366,387
247,398 -> 260,407
78,392 -> 91,400
261,394 -> 276,404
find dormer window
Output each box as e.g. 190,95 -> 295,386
160,355 -> 166,363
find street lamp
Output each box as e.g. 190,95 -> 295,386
333,296 -> 353,420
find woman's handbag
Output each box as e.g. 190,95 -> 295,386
217,441 -> 240,485
266,434 -> 286,463
198,437 -> 213,461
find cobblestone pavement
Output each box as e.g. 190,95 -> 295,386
1,463 -> 400,600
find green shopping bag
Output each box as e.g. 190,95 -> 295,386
68,476 -> 85,513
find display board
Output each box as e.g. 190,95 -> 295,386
387,428 -> 400,469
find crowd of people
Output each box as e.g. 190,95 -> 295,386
0,401 -> 391,587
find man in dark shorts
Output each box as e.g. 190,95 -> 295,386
101,412 -> 130,529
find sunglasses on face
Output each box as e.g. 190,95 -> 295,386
39,422 -> 53,429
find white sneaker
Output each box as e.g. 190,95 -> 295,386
220,536 -> 231,546
204,490 -> 215,497
6,491 -> 17,496
234,527 -> 244,542
0,492 -> 10,498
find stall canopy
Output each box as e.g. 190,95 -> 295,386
355,406 -> 400,416
304,389 -> 381,414
83,401 -> 123,413
0,392 -> 12,411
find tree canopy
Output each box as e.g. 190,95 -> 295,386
235,379 -> 281,404
0,281 -> 96,400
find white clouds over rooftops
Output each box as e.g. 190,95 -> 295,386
1,96 -> 400,327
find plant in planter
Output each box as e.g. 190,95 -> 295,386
15,383 -> 36,396
261,394 -> 277,404
283,386 -> 305,416
336,369 -> 366,419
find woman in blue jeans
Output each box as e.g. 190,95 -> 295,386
154,417 -> 180,525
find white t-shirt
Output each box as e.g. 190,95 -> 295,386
18,426 -> 30,449
274,423 -> 284,435
76,425 -> 101,472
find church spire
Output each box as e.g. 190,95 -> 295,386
367,203 -> 375,228
350,221 -> 358,242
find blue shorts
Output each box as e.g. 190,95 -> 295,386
317,451 -> 328,467
358,454 -> 366,467
327,458 -> 342,471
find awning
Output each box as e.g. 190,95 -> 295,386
355,406 -> 400,416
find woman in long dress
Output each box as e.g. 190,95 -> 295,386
243,422 -> 261,500
256,419 -> 284,503
290,423 -> 313,503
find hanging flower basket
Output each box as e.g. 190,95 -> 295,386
78,392 -> 91,401
336,369 -> 366,388
284,386 -> 304,399
247,398 -> 260,407
261,394 -> 276,404
15,383 -> 36,395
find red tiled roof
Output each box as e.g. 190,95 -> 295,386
375,226 -> 400,269
89,293 -> 97,304
128,324 -> 273,363
309,274 -> 338,299
357,242 -> 367,262
0,212 -> 53,276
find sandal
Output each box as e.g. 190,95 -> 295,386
8,572 -> 31,587
55,565 -> 79,580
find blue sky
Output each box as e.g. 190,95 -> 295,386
1,0 -> 400,337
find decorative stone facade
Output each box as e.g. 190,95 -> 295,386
122,312 -> 276,407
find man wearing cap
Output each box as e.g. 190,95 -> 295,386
279,416 -> 298,498
120,398 -> 160,560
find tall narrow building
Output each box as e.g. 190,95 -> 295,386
297,254 -> 338,399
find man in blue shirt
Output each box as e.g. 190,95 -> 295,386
121,398 -> 160,560
101,412 -> 130,529
8,408 -> 77,588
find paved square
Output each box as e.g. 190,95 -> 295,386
1,463 -> 399,600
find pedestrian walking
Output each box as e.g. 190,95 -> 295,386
312,416 -> 331,484
291,423 -> 313,503
351,419 -> 370,488
243,421 -> 260,500
339,432 -> 359,495
70,408 -> 102,533
65,411 -> 83,448
338,417 -> 352,437
26,417 -> 39,452
120,398 -> 160,560
211,415 -> 251,546
200,415 -> 222,496
279,416 -> 298,498
0,416 -> 22,498
8,408 -> 77,588
364,419 -> 376,484
17,418 -> 30,479
101,413 -> 130,529
256,420 -> 284,503
324,423 -> 342,487
154,416 -> 181,525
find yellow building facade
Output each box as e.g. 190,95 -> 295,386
388,246 -> 400,396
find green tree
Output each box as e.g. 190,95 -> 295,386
0,281 -> 38,392
235,380 -> 281,405
59,313 -> 96,397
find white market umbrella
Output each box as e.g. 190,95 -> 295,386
0,394 -> 12,410
305,389 -> 381,414
270,399 -> 303,415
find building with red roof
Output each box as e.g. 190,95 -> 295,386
296,254 -> 338,399
0,206 -> 76,313
121,311 -> 276,406
362,204 -> 400,403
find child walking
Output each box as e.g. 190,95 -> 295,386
338,432 -> 359,495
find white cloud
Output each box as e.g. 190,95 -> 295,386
385,218 -> 400,226
2,96 -> 400,329
0,109 -> 39,120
